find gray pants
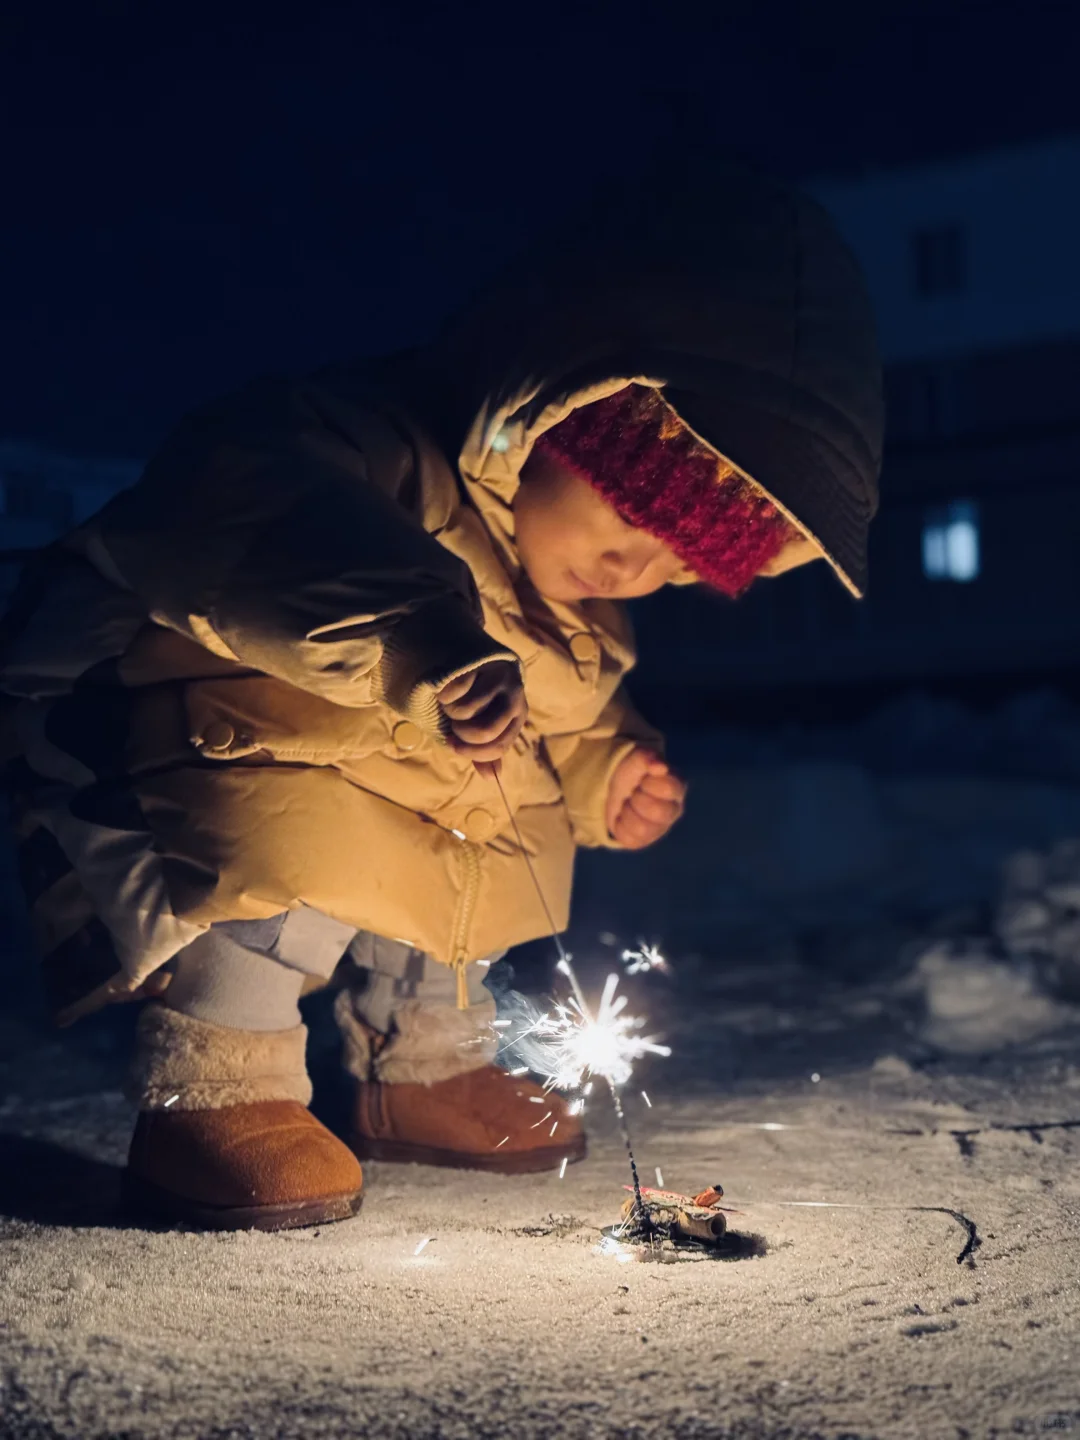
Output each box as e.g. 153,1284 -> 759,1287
163,905 -> 496,1034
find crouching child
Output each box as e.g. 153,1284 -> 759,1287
0,162 -> 881,1229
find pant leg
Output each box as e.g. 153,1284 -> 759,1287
162,907 -> 505,1087
336,935 -> 505,1085
165,907 -> 358,1031
345,933 -> 496,1031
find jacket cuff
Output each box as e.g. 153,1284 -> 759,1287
377,600 -> 520,736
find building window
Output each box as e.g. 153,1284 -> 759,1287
912,224 -> 967,297
922,500 -> 980,582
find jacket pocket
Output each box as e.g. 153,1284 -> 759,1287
184,675 -> 389,765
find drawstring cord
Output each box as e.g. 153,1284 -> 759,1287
455,959 -> 469,1011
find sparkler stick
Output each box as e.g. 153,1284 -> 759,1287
608,1083 -> 648,1231
489,768 -> 653,1229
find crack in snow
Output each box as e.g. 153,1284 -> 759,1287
912,1206 -> 983,1266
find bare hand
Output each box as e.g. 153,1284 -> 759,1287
606,748 -> 687,849
437,660 -> 527,763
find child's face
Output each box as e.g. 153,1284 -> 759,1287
514,450 -> 689,602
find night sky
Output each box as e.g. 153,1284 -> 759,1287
1,0 -> 1078,459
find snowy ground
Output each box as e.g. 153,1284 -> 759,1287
3,952 -> 1080,1440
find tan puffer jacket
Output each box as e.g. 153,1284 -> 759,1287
0,161 -> 882,1023
2,372 -> 667,1022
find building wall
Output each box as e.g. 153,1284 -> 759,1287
631,137 -> 1080,707
811,135 -> 1080,364
633,333 -> 1080,701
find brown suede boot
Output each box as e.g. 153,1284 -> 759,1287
334,985 -> 588,1173
122,1004 -> 362,1230
125,1101 -> 364,1231
351,1066 -> 587,1174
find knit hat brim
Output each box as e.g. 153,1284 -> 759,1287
664,389 -> 875,598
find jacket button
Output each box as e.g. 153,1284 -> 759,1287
200,720 -> 235,754
464,808 -> 496,842
392,720 -> 422,752
569,632 -> 600,665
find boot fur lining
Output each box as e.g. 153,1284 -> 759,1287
127,1003 -> 312,1111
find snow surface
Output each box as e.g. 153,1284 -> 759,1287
3,952 -> 1080,1439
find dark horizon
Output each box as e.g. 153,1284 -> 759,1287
2,0 -> 1079,459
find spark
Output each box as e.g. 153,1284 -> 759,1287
530,1111 -> 553,1129
640,1090 -> 652,1109
528,1095 -> 545,1104
495,1136 -> 510,1149
510,973 -> 671,1092
163,1094 -> 179,1109
550,1121 -> 559,1136
559,1156 -> 568,1179
492,1019 -> 511,1029
509,1066 -> 529,1077
413,1237 -> 432,1256
595,1234 -> 635,1263
568,1098 -> 584,1116
655,1167 -> 664,1187
620,942 -> 670,976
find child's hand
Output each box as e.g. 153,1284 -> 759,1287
605,748 -> 687,849
438,660 -> 527,763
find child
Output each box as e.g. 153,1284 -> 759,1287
1,163 -> 881,1229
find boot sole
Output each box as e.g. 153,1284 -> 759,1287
121,1172 -> 364,1232
351,1131 -> 587,1175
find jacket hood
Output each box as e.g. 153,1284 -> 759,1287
433,157 -> 883,597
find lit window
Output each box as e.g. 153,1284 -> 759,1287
922,501 -> 979,582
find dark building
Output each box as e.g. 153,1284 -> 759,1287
632,135 -> 1080,721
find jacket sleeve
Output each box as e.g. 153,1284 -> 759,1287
543,687 -> 664,849
70,376 -> 518,724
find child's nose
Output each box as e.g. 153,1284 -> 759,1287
600,548 -> 651,587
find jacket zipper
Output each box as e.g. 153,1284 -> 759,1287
451,838 -> 482,1008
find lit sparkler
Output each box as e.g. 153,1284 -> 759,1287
489,769 -> 672,1234
508,973 -> 670,1093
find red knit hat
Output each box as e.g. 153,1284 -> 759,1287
532,385 -> 795,597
